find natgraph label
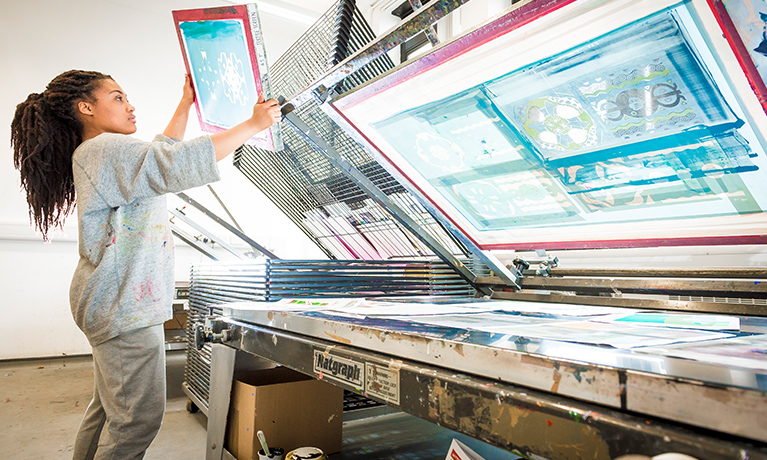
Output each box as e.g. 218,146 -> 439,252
313,350 -> 364,388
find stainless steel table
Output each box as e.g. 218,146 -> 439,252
200,299 -> 767,460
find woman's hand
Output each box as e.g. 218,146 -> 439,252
181,75 -> 195,107
210,93 -> 282,161
249,93 -> 281,132
163,75 -> 196,140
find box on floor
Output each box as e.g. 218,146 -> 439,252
226,366 -> 344,460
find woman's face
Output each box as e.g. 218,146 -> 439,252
79,79 -> 137,135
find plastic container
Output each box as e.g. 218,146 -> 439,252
258,447 -> 285,460
286,447 -> 326,460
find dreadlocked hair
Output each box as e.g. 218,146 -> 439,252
11,70 -> 112,241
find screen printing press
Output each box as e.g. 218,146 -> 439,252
181,0 -> 767,459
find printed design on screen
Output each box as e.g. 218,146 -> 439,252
415,132 -> 465,171
454,180 -> 515,219
519,96 -> 597,151
378,90 -> 525,180
370,10 -> 767,231
452,172 -> 574,225
579,60 -> 696,139
218,52 -> 249,105
178,19 -> 257,130
495,14 -> 739,163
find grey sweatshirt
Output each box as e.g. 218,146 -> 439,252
69,133 -> 220,346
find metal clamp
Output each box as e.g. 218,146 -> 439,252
193,316 -> 234,350
511,253 -> 559,277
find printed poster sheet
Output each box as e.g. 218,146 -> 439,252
591,311 -> 741,331
637,334 -> 767,370
384,312 -> 734,349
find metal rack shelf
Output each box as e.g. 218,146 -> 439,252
184,259 -> 474,413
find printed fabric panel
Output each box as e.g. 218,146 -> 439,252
486,12 -> 740,161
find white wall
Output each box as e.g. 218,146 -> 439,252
0,0 -> 337,360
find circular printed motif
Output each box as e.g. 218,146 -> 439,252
453,180 -> 515,219
521,96 -> 597,151
415,132 -> 465,172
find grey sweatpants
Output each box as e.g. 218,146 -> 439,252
72,325 -> 166,460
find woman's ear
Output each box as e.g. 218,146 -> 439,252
78,101 -> 92,116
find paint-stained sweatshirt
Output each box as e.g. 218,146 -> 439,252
70,133 -> 219,346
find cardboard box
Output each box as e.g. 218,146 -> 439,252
226,367 -> 343,460
163,309 -> 188,330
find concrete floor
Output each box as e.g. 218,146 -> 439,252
0,351 -> 206,460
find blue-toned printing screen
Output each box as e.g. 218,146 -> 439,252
179,19 -> 258,129
372,10 -> 767,231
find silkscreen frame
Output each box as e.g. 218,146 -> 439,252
328,0 -> 767,250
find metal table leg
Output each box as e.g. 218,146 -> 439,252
206,343 -> 236,460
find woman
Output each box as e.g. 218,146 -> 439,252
11,69 -> 280,459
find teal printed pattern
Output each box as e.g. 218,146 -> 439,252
520,96 -> 598,152
179,19 -> 257,128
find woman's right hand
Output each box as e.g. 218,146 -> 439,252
181,74 -> 195,106
210,93 -> 282,161
250,93 -> 281,131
